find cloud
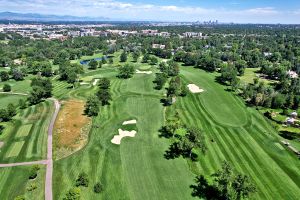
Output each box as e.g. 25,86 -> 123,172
0,0 -> 298,23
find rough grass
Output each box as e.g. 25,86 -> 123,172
53,99 -> 91,160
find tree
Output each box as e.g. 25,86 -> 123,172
98,61 -> 102,68
0,125 -> 4,135
63,187 -> 81,200
0,71 -> 9,82
84,96 -> 99,116
19,99 -> 27,109
132,51 -> 140,62
89,60 -> 98,70
0,109 -> 9,122
98,78 -> 110,89
117,64 -> 135,79
75,172 -> 89,187
150,56 -> 158,65
232,174 -> 257,200
7,103 -> 17,119
11,68 -> 24,81
142,54 -> 150,63
96,88 -> 111,106
3,84 -> 11,92
120,51 -> 127,62
28,165 -> 40,179
14,195 -> 25,200
94,182 -> 103,193
154,73 -> 167,90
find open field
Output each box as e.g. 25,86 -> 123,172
0,100 -> 54,163
0,165 -> 45,199
0,75 -> 33,94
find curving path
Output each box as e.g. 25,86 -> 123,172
0,92 -> 60,200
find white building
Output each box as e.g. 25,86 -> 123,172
183,32 -> 203,38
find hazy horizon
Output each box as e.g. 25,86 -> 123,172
0,0 -> 299,24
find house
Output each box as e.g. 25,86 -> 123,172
183,32 -> 203,38
152,44 -> 166,49
287,70 -> 298,79
286,117 -> 295,125
291,112 -> 298,118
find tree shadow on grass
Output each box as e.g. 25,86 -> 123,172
164,142 -> 181,160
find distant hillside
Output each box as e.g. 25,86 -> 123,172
0,12 -> 109,21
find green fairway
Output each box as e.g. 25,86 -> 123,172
173,66 -> 300,199
0,94 -> 27,109
53,70 -> 194,200
0,100 -> 54,163
180,67 -> 248,127
0,165 -> 45,199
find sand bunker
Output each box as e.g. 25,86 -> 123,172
80,82 -> 89,85
136,70 -> 152,74
122,119 -> 137,125
111,129 -> 137,145
0,141 -> 4,148
187,84 -> 204,93
92,79 -> 99,86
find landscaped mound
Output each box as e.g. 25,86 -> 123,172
54,99 -> 91,159
187,84 -> 204,93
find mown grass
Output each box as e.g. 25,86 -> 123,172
0,100 -> 54,163
0,94 -> 27,109
0,165 -> 45,199
171,66 -> 300,199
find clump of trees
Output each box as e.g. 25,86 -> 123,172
63,187 -> 81,200
75,172 -> 89,187
120,51 -> 128,62
191,161 -> 256,200
117,64 -> 135,79
28,77 -> 53,105
88,60 -> 98,70
0,103 -> 17,122
84,78 -> 111,116
3,84 -> 11,92
160,113 -> 207,161
59,62 -> 84,86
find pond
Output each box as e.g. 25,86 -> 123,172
80,56 -> 109,65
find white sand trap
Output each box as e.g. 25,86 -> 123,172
92,79 -> 99,86
136,69 -> 152,74
187,84 -> 204,93
0,141 -> 4,148
122,119 -> 137,125
111,129 -> 137,145
80,82 -> 89,85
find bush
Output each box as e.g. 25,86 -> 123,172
75,172 -> 89,187
0,125 -> 4,135
27,183 -> 37,191
63,187 -> 81,200
3,84 -> 11,92
14,195 -> 25,200
28,165 -> 40,179
94,182 -> 103,193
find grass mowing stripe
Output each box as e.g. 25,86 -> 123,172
216,127 -> 273,199
230,128 -> 297,199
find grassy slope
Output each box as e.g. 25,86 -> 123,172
174,66 -> 300,199
53,69 -> 194,199
0,100 -> 54,163
0,165 -> 45,199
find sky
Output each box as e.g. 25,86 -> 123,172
0,0 -> 300,23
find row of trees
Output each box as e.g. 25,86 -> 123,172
84,78 -> 111,117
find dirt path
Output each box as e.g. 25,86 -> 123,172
0,94 -> 60,200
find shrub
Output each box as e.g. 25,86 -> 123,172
63,187 -> 81,200
75,172 -> 89,187
27,183 -> 37,191
3,84 -> 11,92
28,165 -> 40,179
14,195 -> 25,200
94,182 -> 103,193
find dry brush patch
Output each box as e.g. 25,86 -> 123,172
54,99 -> 91,159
